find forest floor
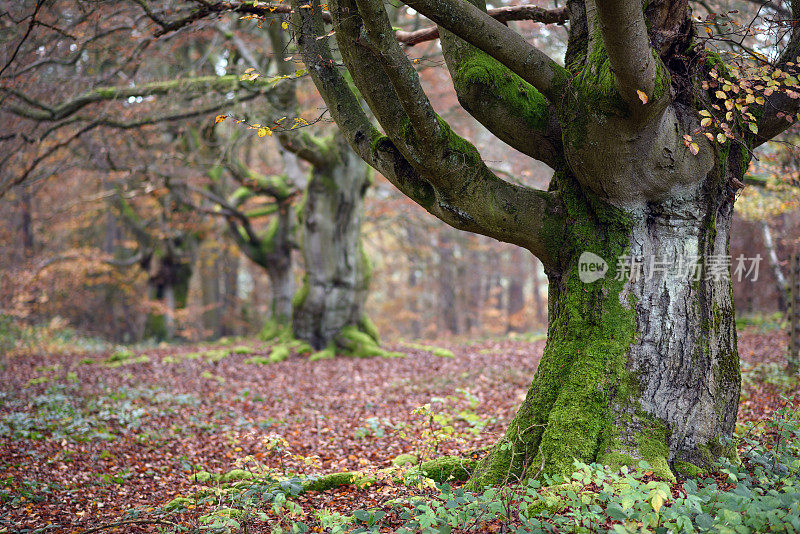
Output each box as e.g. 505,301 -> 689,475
0,327 -> 797,533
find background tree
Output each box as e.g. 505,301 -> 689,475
110,176 -> 204,341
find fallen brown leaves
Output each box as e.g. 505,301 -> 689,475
0,329 -> 795,533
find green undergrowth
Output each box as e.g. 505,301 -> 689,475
138,405 -> 800,534
741,360 -> 800,398
258,317 -> 406,361
736,311 -> 786,332
154,454 -> 477,532
0,384 -> 198,441
0,315 -> 116,356
333,325 -> 406,359
243,339 -> 313,365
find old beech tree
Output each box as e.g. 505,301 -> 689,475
277,0 -> 800,487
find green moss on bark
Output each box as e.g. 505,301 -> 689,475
468,174 -> 646,489
335,325 -> 404,359
259,318 -> 292,341
358,315 -> 380,344
302,472 -> 359,492
292,275 -> 310,309
452,51 -> 550,132
419,456 -> 476,482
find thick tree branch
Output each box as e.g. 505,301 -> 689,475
291,0 -> 567,267
595,0 -> 657,109
355,0 -> 441,142
396,5 -> 568,46
438,0 -> 562,168
755,3 -> 800,144
400,0 -> 569,104
151,1 -> 567,104
145,1 -> 568,46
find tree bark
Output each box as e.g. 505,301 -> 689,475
761,220 -> 789,312
200,246 -> 223,338
437,232 -> 460,335
531,257 -> 545,327
267,259 -> 295,326
506,247 -> 527,333
143,254 -> 193,341
292,134 -> 374,350
470,166 -> 741,486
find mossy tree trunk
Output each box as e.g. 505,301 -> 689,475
292,134 -> 375,350
224,189 -> 296,332
143,252 -> 193,341
469,167 -> 741,485
265,23 -> 379,352
111,183 -> 199,342
287,0 -> 800,483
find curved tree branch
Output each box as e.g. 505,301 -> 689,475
291,0 -> 567,267
594,0 -> 657,109
399,0 -> 569,104
438,0 -> 562,168
396,5 -> 569,46
355,0 -> 441,142
755,0 -> 800,144
141,1 -> 569,46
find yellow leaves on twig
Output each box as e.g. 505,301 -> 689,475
682,134 -> 700,155
240,67 -> 261,82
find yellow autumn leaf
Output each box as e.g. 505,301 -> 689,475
282,21 -> 289,29
258,127 -> 269,137
716,132 -> 727,144
652,493 -> 665,513
700,117 -> 712,127
637,89 -> 648,104
214,115 -> 226,124
690,142 -> 700,155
